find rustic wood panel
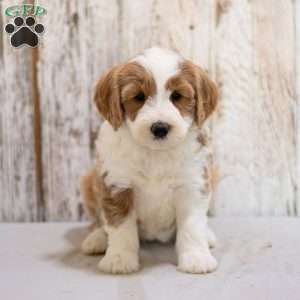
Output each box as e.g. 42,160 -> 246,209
0,0 -> 40,221
120,0 -> 215,71
36,0 -> 119,221
213,0 -> 296,216
75,0 -> 120,153
0,0 -> 299,220
296,0 -> 300,216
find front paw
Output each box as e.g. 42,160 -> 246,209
98,251 -> 139,274
178,250 -> 217,274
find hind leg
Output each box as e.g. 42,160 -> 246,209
82,227 -> 107,255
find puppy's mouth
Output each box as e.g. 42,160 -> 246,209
145,133 -> 186,151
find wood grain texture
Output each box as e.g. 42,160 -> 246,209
75,0 -> 120,152
0,0 -> 39,221
296,0 -> 300,216
36,0 -> 119,220
0,0 -> 299,220
213,0 -> 296,216
120,0 -> 215,71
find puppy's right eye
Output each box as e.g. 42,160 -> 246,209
170,91 -> 182,102
134,92 -> 146,102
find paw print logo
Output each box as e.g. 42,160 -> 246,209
5,16 -> 44,48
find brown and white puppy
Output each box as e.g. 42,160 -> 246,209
81,47 -> 218,274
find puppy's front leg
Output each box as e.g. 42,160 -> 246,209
175,188 -> 217,274
98,188 -> 139,274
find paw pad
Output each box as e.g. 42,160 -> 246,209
5,16 -> 44,48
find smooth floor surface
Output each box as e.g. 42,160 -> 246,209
1,218 -> 299,300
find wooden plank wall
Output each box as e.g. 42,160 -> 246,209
0,0 -> 298,221
0,0 -> 40,221
213,0 -> 296,216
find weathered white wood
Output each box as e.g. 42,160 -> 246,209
37,0 -> 89,221
213,0 -> 296,216
252,0 -> 296,216
120,0 -> 215,71
76,0 -> 120,152
1,0 -> 298,220
36,0 -> 119,220
0,0 -> 40,221
296,0 -> 300,216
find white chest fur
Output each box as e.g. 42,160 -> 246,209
97,122 -> 207,242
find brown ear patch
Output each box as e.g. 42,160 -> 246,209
179,61 -> 218,125
94,65 -> 124,130
165,75 -> 195,117
94,62 -> 156,128
120,62 -> 156,121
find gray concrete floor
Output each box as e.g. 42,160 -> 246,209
1,218 -> 299,300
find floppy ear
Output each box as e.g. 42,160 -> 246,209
182,61 -> 218,126
196,68 -> 218,126
94,65 -> 124,130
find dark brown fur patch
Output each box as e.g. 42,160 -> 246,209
80,168 -> 103,226
102,188 -> 134,227
81,168 -> 134,227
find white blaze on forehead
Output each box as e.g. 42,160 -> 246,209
132,47 -> 183,90
126,48 -> 193,151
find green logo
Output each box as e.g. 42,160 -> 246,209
5,3 -> 47,17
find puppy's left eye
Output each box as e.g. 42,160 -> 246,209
170,91 -> 182,102
134,92 -> 146,102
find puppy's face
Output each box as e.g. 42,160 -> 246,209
94,48 -> 218,150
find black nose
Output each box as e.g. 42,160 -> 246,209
150,122 -> 171,139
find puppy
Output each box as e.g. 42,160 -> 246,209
81,47 -> 218,274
